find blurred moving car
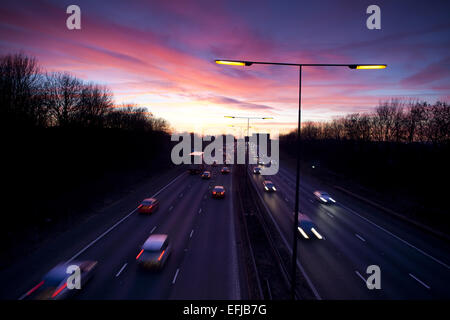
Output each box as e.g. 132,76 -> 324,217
138,198 -> 160,214
253,167 -> 261,174
263,180 -> 276,192
221,166 -> 230,174
297,213 -> 323,240
201,171 -> 211,179
212,185 -> 225,198
188,164 -> 204,174
25,260 -> 97,300
137,234 -> 171,270
313,191 -> 336,204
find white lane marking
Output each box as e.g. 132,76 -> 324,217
409,273 -> 430,289
150,226 -> 157,234
189,230 -> 194,238
355,234 -> 366,242
198,208 -> 202,214
179,193 -> 183,198
65,171 -> 187,264
285,197 -> 289,202
339,203 -> 450,270
326,212 -> 334,219
66,208 -> 138,264
172,268 -> 180,284
169,206 -> 173,211
115,263 -> 128,278
355,271 -> 366,283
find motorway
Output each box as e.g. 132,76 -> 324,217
1,165 -> 240,300
250,164 -> 450,299
2,156 -> 450,300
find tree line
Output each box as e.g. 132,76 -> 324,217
0,53 -> 169,132
281,99 -> 449,145
279,99 -> 449,233
0,53 -> 173,263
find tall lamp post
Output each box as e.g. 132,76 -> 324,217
216,59 -> 386,299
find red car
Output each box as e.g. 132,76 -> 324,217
212,186 -> 225,198
221,166 -> 230,174
138,198 -> 160,214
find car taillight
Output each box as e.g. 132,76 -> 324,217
158,250 -> 165,261
136,249 -> 144,260
26,281 -> 44,296
138,204 -> 143,209
51,282 -> 67,298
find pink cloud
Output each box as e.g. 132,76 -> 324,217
400,57 -> 450,87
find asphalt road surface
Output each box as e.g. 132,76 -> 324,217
1,165 -> 240,300
2,159 -> 449,300
250,164 -> 450,299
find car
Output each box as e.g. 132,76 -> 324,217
212,185 -> 225,198
24,260 -> 97,300
138,198 -> 160,214
201,171 -> 211,179
253,167 -> 261,174
313,191 -> 336,204
221,166 -> 230,174
137,234 -> 171,270
297,213 -> 323,240
188,164 -> 204,174
263,180 -> 276,192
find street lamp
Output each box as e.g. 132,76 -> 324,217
216,59 -> 386,299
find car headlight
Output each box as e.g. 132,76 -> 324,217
298,227 -> 309,239
272,187 -> 277,191
329,198 -> 336,203
264,186 -> 269,191
311,228 -> 323,240
320,197 -> 327,202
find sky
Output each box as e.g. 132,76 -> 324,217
0,0 -> 449,135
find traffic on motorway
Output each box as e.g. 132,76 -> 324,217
10,157 -> 450,300
19,162 -> 238,300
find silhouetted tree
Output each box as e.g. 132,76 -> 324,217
0,53 -> 47,129
43,72 -> 82,127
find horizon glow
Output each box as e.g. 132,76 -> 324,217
0,0 -> 448,134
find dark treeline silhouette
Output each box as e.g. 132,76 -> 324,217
0,53 -> 169,131
280,100 -> 449,232
0,53 -> 173,263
